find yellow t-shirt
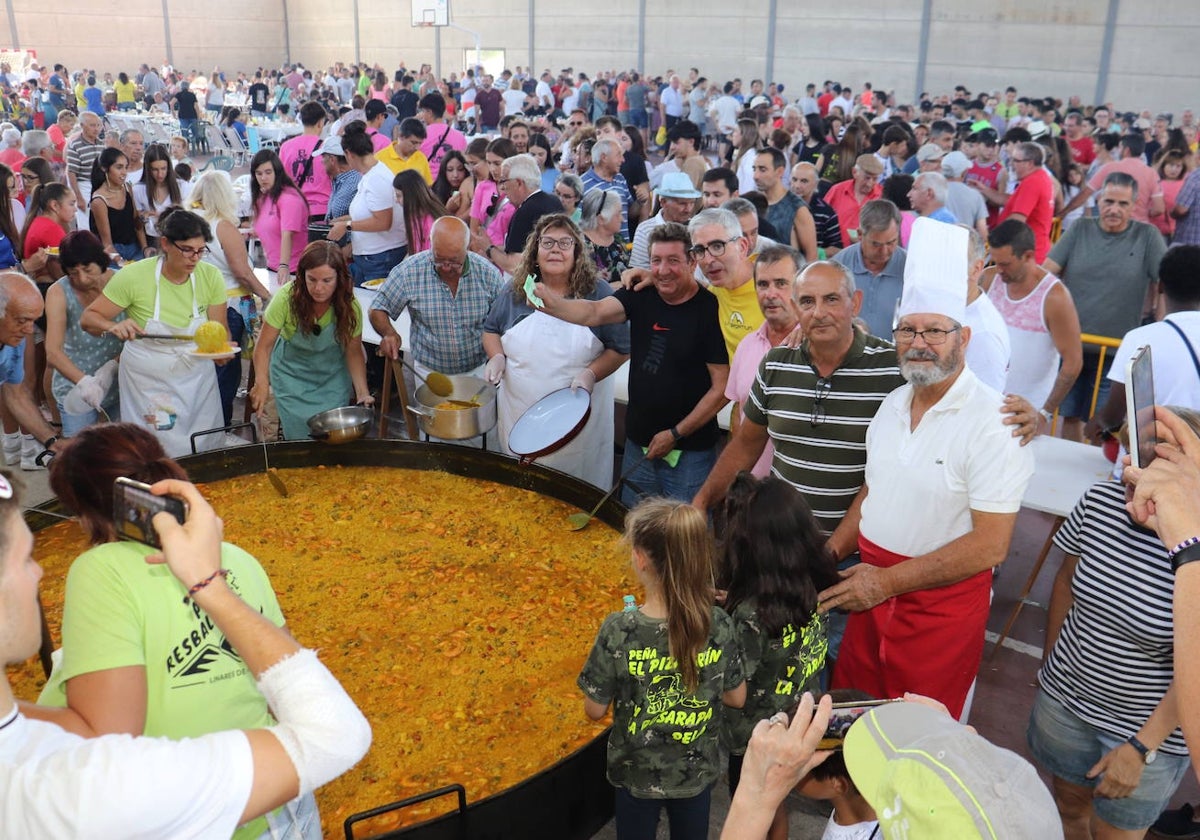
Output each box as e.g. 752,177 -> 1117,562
709,279 -> 764,362
376,144 -> 433,184
115,80 -> 137,104
264,280 -> 364,341
102,258 -> 227,329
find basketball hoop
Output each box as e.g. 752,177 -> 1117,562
411,0 -> 449,28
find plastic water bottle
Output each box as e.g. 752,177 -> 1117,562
623,595 -> 637,612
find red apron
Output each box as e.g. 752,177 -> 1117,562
831,536 -> 990,718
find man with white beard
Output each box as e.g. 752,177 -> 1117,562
819,218 -> 1034,720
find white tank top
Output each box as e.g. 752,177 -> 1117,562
199,216 -> 242,295
987,271 -> 1061,409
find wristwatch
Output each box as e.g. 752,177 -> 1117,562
1038,408 -> 1054,425
345,220 -> 352,231
1127,735 -> 1158,764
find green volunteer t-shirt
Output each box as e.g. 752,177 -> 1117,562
102,257 -> 226,329
264,280 -> 363,341
577,606 -> 744,798
721,599 -> 827,755
38,539 -> 287,840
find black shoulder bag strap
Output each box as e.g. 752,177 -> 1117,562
1164,317 -> 1200,378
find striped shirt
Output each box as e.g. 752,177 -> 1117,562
1040,480 -> 1185,755
744,331 -> 902,532
805,194 -> 842,253
65,137 -> 104,184
580,169 -> 632,240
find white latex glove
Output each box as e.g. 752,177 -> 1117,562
485,354 -> 506,385
570,368 -> 596,394
64,375 -> 105,413
93,359 -> 119,394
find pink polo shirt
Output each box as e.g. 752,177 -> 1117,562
725,321 -> 775,478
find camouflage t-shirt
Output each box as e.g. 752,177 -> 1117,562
577,606 -> 745,799
721,599 -> 827,755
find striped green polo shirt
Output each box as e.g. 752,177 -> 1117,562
744,330 -> 903,533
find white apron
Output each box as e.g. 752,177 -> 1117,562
497,309 -> 615,489
118,259 -> 224,458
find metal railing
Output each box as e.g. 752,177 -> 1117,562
1079,332 -> 1123,419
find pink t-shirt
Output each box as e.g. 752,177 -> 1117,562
0,147 -> 25,170
471,181 -> 516,247
253,189 -> 309,272
1087,158 -> 1163,223
725,322 -> 775,478
279,134 -> 331,216
419,123 -> 466,181
368,129 -> 391,154
409,212 -> 436,254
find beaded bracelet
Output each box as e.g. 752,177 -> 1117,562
1168,536 -> 1200,558
1171,543 -> 1200,574
187,569 -> 229,596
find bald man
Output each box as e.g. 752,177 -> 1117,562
369,216 -> 506,381
0,273 -> 64,464
791,161 -> 842,256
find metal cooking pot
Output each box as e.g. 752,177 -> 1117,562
407,374 -> 497,440
307,405 -> 373,444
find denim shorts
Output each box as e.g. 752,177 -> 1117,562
628,108 -> 648,129
1027,689 -> 1190,830
1059,352 -> 1113,420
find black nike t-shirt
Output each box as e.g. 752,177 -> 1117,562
614,285 -> 728,450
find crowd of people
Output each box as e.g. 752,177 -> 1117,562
0,51 -> 1199,840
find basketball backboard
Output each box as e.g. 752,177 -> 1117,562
411,0 -> 449,27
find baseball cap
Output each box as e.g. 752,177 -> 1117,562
970,127 -> 999,146
364,99 -> 387,120
1134,117 -> 1153,130
845,701 -> 1062,840
941,150 -> 972,179
321,135 -> 344,156
749,95 -> 770,109
655,171 -> 702,199
916,143 -> 945,163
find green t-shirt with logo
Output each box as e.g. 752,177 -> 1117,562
721,599 -> 827,755
39,540 -> 286,839
102,257 -> 226,329
578,606 -> 744,798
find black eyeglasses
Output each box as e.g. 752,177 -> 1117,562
810,376 -> 833,427
892,326 -> 961,345
687,236 -> 739,260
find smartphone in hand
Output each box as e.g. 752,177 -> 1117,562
1126,345 -> 1158,469
113,477 -> 186,548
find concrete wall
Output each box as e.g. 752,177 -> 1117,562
3,1 -> 1199,116
7,0 -> 286,77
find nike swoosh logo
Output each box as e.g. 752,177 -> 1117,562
652,323 -> 670,331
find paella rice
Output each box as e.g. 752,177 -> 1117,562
8,465 -> 634,836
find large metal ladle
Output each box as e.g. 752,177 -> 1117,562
567,451 -> 647,531
400,359 -> 454,398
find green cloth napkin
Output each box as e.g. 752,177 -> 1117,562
643,446 -> 681,467
524,274 -> 544,309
